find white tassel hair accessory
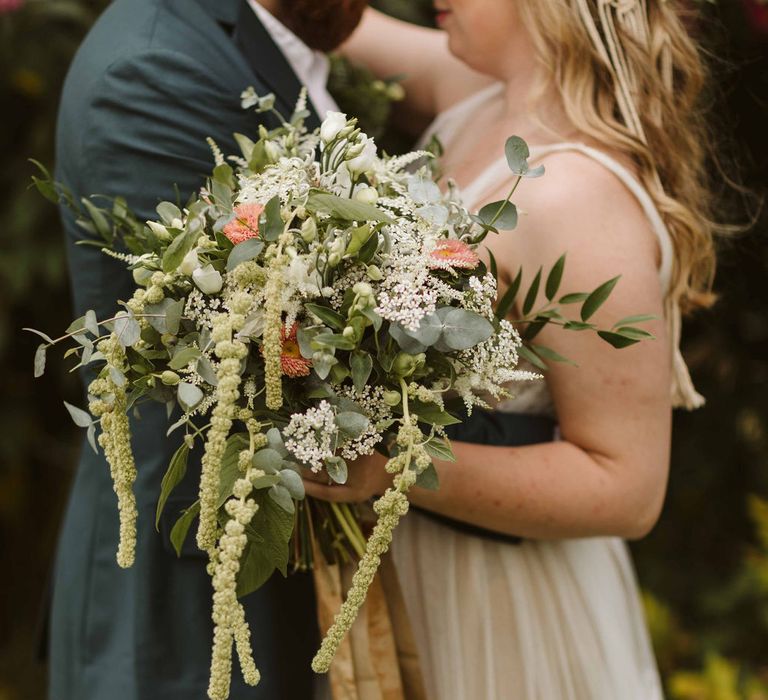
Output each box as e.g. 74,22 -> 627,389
573,0 -> 705,409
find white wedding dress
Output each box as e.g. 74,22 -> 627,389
391,83 -> 679,700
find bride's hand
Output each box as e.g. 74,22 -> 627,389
301,451 -> 393,503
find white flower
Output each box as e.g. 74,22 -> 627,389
354,185 -> 379,205
320,111 -> 348,144
347,137 -> 377,175
179,247 -> 201,276
193,264 -> 224,295
147,221 -> 170,239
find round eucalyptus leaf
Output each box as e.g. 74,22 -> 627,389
440,309 -> 495,351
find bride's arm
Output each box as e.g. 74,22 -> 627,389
303,154 -> 673,540
341,8 -> 493,131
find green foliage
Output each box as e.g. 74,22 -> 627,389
1,1 -> 767,699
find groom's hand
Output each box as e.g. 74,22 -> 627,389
301,451 -> 392,503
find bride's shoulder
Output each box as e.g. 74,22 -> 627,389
485,144 -> 660,276
518,147 -> 653,239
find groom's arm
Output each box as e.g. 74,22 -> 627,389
60,48 -> 270,319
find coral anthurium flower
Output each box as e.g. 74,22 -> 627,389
223,203 -> 264,245
428,239 -> 480,270
279,323 -> 312,378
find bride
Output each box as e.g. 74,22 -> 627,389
304,1 -> 716,697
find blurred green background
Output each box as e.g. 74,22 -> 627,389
1,1 -> 766,698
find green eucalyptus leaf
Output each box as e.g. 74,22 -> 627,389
145,298 -> 184,335
478,200 -> 518,230
504,136 -> 532,175
226,238 -> 264,271
268,484 -> 295,513
64,401 -> 92,428
155,443 -> 190,529
581,277 -> 621,322
439,308 -> 494,351
114,312 -> 141,347
278,469 -> 305,499
169,346 -> 202,370
388,324 -> 427,354
34,344 -> 47,378
84,310 -> 100,337
177,382 -> 204,411
336,411 -> 370,440
252,448 -> 284,474
157,202 -> 182,225
325,456 -> 349,485
23,327 -> 55,344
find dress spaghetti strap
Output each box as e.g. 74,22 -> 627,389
461,140 -> 705,409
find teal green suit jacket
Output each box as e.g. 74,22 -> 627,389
51,1 -> 320,697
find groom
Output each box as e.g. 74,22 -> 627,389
50,0 -> 366,698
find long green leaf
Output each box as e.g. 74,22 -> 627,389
496,267 -> 522,319
545,254 -> 567,301
155,443 -> 190,530
522,267 -> 543,316
581,276 -> 620,322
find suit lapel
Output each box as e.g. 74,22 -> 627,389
232,0 -> 321,130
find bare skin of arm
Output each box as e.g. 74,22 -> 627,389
340,8 -> 493,133
304,153 -> 673,541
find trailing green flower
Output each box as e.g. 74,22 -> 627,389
263,233 -> 291,411
196,311 -> 248,553
88,334 -> 138,569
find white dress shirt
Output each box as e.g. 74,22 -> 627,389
247,0 -> 340,120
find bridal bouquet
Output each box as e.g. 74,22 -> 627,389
29,89 -> 652,699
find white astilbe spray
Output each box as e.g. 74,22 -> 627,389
455,319 -> 541,411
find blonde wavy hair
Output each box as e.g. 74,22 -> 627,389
517,0 -> 717,312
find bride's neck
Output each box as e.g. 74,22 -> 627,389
497,66 -> 577,146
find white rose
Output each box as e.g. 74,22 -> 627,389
192,264 -> 223,295
320,111 -> 348,144
179,247 -> 200,276
347,138 -> 377,175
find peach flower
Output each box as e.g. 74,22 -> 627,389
222,203 -> 264,245
427,239 -> 480,270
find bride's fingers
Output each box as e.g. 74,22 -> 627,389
301,468 -> 329,484
302,478 -> 356,503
